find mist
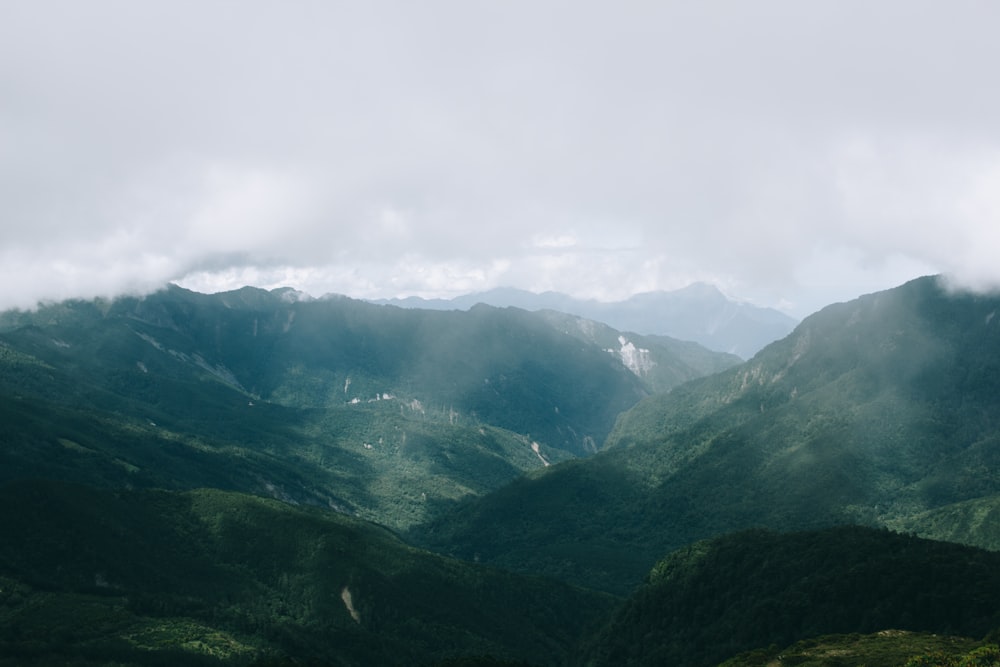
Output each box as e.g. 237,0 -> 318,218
3,1 -> 999,317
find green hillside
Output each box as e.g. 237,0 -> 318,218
0,284 -> 742,530
890,495 -> 1000,551
413,276 -> 1000,592
6,278 -> 1000,665
0,285 -> 653,457
577,526 -> 1000,667
0,479 -> 615,666
0,365 -> 561,531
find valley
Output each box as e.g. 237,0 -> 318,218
1,276 -> 999,665
414,276 -> 1000,594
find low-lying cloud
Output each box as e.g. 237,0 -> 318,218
2,1 -> 999,317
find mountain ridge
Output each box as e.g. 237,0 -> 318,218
412,275 -> 1000,593
370,283 -> 798,358
0,284 -> 737,533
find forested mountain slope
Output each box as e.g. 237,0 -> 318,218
0,479 -> 615,666
413,276 -> 1000,592
0,285 -> 739,530
532,309 -> 741,394
578,526 -> 1000,667
0,284 -> 651,456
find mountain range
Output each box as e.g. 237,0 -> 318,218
412,276 -> 1000,592
0,284 -> 737,533
2,276 -> 1000,665
371,283 -> 798,358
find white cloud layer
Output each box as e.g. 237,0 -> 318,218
3,1 -> 1000,317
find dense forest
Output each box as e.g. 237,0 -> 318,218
578,527 -> 1000,666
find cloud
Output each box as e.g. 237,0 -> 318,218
830,136 -> 1000,287
2,1 -> 1000,317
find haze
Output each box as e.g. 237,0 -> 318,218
3,1 -> 1000,318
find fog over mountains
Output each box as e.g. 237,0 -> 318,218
373,282 -> 799,358
6,2 -> 1000,663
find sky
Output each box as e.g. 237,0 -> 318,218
3,1 -> 1000,319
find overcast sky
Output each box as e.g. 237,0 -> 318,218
3,1 -> 1000,318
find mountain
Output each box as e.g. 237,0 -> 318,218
0,478 -> 615,666
577,526 -> 1000,667
372,283 -> 798,358
412,276 -> 1000,593
530,309 -> 741,394
4,277 -> 1000,665
0,284 -> 736,532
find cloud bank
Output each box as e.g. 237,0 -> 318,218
2,1 -> 999,316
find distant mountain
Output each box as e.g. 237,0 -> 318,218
412,276 -> 1000,593
0,479 -> 615,666
578,526 -> 1000,667
372,283 -> 798,358
0,284 -> 734,532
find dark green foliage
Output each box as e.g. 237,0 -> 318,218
429,658 -> 537,667
411,457 -> 658,595
0,479 -> 616,666
416,276 -> 1000,592
902,644 -> 1000,667
578,526 -> 1000,667
959,645 -> 1000,667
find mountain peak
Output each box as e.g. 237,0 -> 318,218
670,281 -> 727,300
